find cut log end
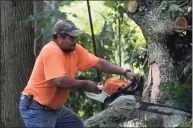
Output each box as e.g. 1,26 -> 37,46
128,0 -> 138,13
173,16 -> 188,33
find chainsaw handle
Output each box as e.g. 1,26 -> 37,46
121,78 -> 139,94
97,84 -> 104,93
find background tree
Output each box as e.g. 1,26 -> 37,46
1,1 -> 34,127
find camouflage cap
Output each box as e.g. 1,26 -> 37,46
53,19 -> 83,37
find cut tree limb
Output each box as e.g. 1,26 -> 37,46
173,16 -> 188,33
84,105 -> 191,127
84,107 -> 137,127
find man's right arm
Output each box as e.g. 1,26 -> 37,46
52,76 -> 99,93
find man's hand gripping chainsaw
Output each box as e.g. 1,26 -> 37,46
84,78 -> 141,109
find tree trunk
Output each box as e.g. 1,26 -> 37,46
127,0 -> 188,126
1,1 -> 34,127
128,0 -> 181,103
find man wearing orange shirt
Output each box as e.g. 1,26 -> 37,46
19,19 -> 137,127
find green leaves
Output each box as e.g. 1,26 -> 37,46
157,0 -> 188,20
19,10 -> 67,29
159,82 -> 192,110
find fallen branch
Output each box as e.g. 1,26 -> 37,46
84,107 -> 137,127
84,105 -> 191,127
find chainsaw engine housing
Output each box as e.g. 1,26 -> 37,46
104,78 -> 132,95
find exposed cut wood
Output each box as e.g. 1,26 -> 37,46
128,0 -> 138,13
150,63 -> 160,103
173,16 -> 188,33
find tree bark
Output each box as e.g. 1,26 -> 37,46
84,107 -> 136,127
128,0 -> 180,102
1,1 -> 34,127
84,106 -> 191,127
127,0 -> 189,126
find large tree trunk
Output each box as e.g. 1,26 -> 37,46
1,1 -> 34,127
128,0 -> 179,102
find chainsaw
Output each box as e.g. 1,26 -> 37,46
85,77 -> 192,117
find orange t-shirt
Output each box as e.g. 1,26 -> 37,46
22,41 -> 99,110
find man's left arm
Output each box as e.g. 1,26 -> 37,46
94,58 -> 137,80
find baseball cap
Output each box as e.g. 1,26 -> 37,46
53,19 -> 83,37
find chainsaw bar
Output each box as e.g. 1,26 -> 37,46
136,101 -> 192,117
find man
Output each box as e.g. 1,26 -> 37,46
19,19 -> 137,127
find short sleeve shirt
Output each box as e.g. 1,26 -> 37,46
22,41 -> 99,109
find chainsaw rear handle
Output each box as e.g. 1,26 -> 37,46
123,77 -> 139,93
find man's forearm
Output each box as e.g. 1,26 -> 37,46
52,76 -> 99,93
52,76 -> 88,89
94,59 -> 125,75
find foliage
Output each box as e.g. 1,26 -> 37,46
177,120 -> 192,128
159,41 -> 192,111
157,0 -> 191,20
159,81 -> 192,110
19,10 -> 67,28
103,1 -> 146,75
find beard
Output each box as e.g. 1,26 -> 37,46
62,45 -> 76,53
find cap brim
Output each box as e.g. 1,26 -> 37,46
66,29 -> 83,37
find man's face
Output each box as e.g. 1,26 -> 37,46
58,34 -> 77,53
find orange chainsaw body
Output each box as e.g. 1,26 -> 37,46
104,78 -> 132,95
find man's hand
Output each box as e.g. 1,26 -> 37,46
84,80 -> 100,93
124,70 -> 138,81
